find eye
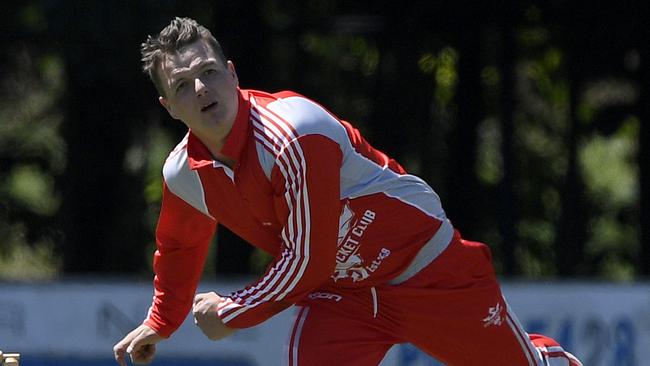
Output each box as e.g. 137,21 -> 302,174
204,68 -> 217,76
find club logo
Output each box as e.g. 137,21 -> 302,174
482,302 -> 504,327
332,203 -> 389,282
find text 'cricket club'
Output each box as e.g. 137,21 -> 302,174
332,203 -> 391,282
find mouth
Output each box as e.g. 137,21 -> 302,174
201,101 -> 218,112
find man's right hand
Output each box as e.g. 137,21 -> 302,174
113,324 -> 164,366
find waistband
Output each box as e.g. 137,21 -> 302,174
388,219 -> 454,285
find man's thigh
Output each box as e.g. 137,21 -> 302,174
403,288 -> 540,365
388,238 -> 543,365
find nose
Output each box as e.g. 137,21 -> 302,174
195,77 -> 208,96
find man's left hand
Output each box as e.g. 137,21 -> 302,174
192,292 -> 237,341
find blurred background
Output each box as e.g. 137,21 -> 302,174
1,0 -> 648,281
1,1 -> 649,365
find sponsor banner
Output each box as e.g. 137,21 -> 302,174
503,283 -> 650,366
0,281 -> 285,365
0,281 -> 649,365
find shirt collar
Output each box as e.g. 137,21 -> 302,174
187,88 -> 251,170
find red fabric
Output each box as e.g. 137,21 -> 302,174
339,120 -> 406,175
292,236 -> 577,366
531,334 -> 584,366
145,88 -> 581,366
144,183 -> 215,337
147,89 -> 446,335
288,304 -> 396,366
397,236 -> 530,365
216,135 -> 343,327
219,88 -> 251,160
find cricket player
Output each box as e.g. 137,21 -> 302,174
113,17 -> 583,366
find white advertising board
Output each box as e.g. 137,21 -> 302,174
0,281 -> 648,365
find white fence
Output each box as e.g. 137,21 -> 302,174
1,280 -> 649,365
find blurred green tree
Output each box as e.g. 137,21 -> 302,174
0,1 -> 64,279
0,0 -> 646,280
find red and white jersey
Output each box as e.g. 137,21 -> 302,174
144,89 -> 452,337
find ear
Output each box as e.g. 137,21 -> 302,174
159,96 -> 179,120
227,61 -> 239,86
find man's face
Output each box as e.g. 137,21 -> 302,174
158,39 -> 239,140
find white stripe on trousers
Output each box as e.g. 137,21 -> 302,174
286,307 -> 310,366
503,297 -> 544,365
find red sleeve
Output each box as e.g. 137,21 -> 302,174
143,182 -> 216,337
216,135 -> 341,328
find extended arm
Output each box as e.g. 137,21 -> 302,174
145,183 -> 216,336
217,134 -> 342,328
114,183 -> 216,363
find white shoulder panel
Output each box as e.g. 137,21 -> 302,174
259,95 -> 447,220
162,137 -> 214,219
266,96 -> 349,144
253,96 -> 348,180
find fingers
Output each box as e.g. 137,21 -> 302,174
113,341 -> 128,366
194,291 -> 221,305
113,329 -> 137,366
114,325 -> 161,366
126,329 -> 149,354
130,344 -> 156,365
194,292 -> 207,305
114,326 -> 142,365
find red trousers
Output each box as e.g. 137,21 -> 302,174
287,233 -> 582,366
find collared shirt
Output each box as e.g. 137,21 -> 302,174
145,89 -> 450,336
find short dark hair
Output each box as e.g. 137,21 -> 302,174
141,17 -> 227,97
